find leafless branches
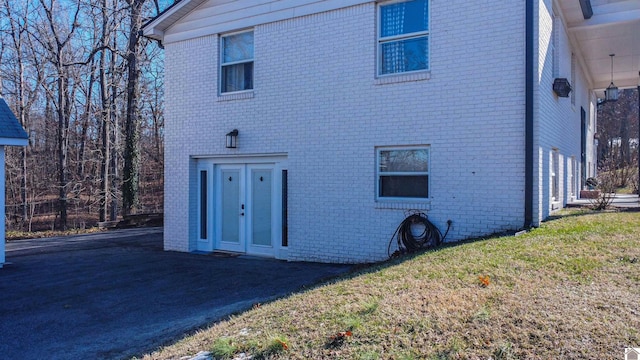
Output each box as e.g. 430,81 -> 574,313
0,0 -> 167,230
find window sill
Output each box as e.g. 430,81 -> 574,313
217,90 -> 254,102
374,200 -> 431,210
375,71 -> 430,86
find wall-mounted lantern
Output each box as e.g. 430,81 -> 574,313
553,78 -> 572,97
225,129 -> 238,148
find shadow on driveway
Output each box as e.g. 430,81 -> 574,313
0,228 -> 352,359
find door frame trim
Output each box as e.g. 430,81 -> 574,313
215,164 -> 246,253
193,153 -> 287,162
245,163 -> 277,257
193,154 -> 288,259
196,162 -> 214,252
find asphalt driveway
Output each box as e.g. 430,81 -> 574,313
0,228 -> 352,359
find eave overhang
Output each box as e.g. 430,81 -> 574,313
558,0 -> 640,94
142,0 -> 208,41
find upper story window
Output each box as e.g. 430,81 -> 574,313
551,9 -> 559,78
378,0 -> 429,76
571,53 -> 576,105
377,146 -> 430,200
221,31 -> 253,94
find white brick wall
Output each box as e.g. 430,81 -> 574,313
534,0 -> 596,224
161,1 -> 563,263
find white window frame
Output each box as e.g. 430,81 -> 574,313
551,149 -> 560,202
377,0 -> 430,77
376,145 -> 430,202
571,53 -> 576,106
569,156 -> 576,198
551,9 -> 559,79
220,30 -> 254,94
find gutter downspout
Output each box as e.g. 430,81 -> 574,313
524,0 -> 534,228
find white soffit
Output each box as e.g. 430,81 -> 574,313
559,0 -> 640,92
143,0 -> 210,40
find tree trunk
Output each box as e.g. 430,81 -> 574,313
39,0 -> 82,229
122,0 -> 146,216
98,0 -> 110,222
57,65 -> 68,230
110,22 -> 119,222
77,61 -> 95,179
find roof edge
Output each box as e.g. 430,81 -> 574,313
0,137 -> 28,146
142,0 -> 207,41
142,0 -> 182,29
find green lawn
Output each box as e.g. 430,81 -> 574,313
141,210 -> 640,359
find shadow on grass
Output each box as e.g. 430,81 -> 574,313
312,228 -> 526,291
161,238 -> 490,354
145,207 -> 640,358
320,205 -> 640,287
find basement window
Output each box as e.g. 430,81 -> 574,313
377,146 -> 430,200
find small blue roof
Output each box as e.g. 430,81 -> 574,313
0,98 -> 29,144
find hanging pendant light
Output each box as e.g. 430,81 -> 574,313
605,54 -> 619,102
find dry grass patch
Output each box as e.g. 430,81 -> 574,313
140,210 -> 640,359
6,226 -> 105,240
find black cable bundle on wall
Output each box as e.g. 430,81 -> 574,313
388,212 -> 451,258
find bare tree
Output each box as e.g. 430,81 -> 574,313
122,0 -> 147,216
98,0 -> 113,222
1,0 -> 47,227
0,0 -> 168,232
597,89 -> 640,190
34,0 -> 85,229
121,0 -> 164,216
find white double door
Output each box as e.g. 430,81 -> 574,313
201,163 -> 276,256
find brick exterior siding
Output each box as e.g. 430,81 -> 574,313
535,0 -> 596,224
162,1 -> 593,263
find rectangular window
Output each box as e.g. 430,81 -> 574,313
551,10 -> 559,78
571,53 -> 576,105
570,156 -> 576,197
221,31 -> 254,93
281,170 -> 288,247
377,147 -> 430,199
199,170 -> 208,239
551,149 -> 559,202
378,0 -> 429,75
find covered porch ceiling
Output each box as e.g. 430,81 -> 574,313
558,0 -> 640,96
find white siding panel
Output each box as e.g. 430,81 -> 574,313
163,0 -> 370,43
183,0 -> 300,22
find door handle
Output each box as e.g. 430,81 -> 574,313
241,204 -> 245,209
